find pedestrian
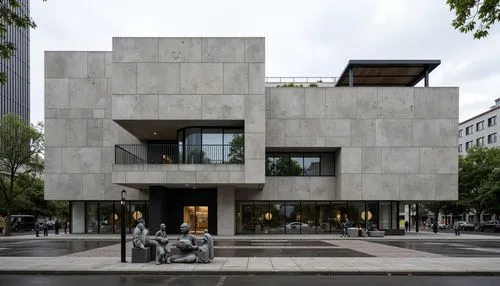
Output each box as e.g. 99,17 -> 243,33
63,220 -> 68,234
42,220 -> 48,236
34,221 -> 40,237
454,222 -> 460,236
54,220 -> 60,235
432,222 -> 438,234
404,220 -> 409,232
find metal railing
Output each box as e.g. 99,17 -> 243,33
115,144 -> 244,165
265,77 -> 338,84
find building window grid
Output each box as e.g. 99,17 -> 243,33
465,141 -> 473,151
465,125 -> 474,135
476,137 -> 485,146
458,129 -> 463,138
488,133 -> 497,144
458,144 -> 463,153
488,116 -> 497,127
477,121 -> 484,131
266,152 -> 335,176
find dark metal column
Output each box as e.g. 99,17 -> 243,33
416,203 -> 419,232
120,190 -> 127,263
349,68 -> 354,87
424,69 -> 429,87
396,202 -> 400,230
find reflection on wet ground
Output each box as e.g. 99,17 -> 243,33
1,275 -> 500,286
214,240 -> 334,246
369,240 -> 500,257
169,248 -> 373,257
0,240 -> 118,257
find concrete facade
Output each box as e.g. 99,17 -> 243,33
44,37 -> 459,235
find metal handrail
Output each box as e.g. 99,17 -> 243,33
114,144 -> 244,165
265,76 -> 338,83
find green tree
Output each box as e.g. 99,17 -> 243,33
459,146 -> 500,225
1,0 -> 45,85
185,148 -> 212,164
0,113 -> 44,236
447,0 -> 500,39
266,157 -> 303,176
227,134 -> 244,163
422,202 -> 448,223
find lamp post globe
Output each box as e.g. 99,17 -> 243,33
120,189 -> 127,262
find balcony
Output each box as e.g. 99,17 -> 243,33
265,77 -> 338,88
114,144 -> 244,165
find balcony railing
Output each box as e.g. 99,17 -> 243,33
265,77 -> 338,87
115,144 -> 244,165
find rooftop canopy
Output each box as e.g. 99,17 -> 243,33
335,60 -> 441,87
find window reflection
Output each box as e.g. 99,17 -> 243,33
266,152 -> 335,176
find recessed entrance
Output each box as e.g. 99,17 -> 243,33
183,206 -> 209,233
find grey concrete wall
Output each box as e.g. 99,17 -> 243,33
217,186 -> 235,235
111,37 -> 266,185
235,177 -> 336,200
112,164 -> 245,186
44,51 -> 147,201
266,87 -> 459,201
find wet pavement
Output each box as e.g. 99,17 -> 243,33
198,248 -> 371,257
0,275 -> 499,286
0,240 -> 118,257
214,240 -> 334,246
370,240 -> 500,257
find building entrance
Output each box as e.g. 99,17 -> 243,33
183,206 -> 209,233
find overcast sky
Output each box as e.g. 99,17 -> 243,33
30,0 -> 500,124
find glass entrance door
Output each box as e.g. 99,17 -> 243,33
183,206 -> 208,233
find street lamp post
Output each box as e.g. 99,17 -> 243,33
121,189 -> 127,263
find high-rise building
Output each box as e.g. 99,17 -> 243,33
0,0 -> 30,122
44,37 -> 459,235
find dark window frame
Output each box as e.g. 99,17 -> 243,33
476,121 -> 484,131
265,152 -> 335,177
488,116 -> 497,127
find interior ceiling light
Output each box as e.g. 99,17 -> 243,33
153,132 -> 158,135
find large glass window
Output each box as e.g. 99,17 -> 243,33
266,152 -> 335,176
237,202 -> 256,234
347,202 -> 365,229
254,202 -> 270,234
285,202 -> 301,234
331,202 -> 347,232
379,202 -> 391,230
269,202 -> 286,234
86,202 -> 98,233
366,202 -> 379,231
99,202 -> 115,234
316,202 -> 332,233
300,202 -> 316,234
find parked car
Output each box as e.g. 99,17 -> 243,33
455,221 -> 475,231
479,221 -> 500,232
10,215 -> 36,231
438,223 -> 448,230
285,222 -> 309,230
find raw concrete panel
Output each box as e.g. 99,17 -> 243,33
377,88 -> 414,118
223,63 -> 249,94
265,119 -> 285,146
112,63 -> 137,94
218,186 -> 236,235
249,63 -> 265,94
158,94 -> 202,119
304,88 -> 326,118
244,95 -> 265,133
201,94 -> 244,119
326,88 -> 356,119
61,147 -> 101,173
356,88 -> 378,118
93,109 -> 105,119
159,38 -> 202,62
86,119 -> 103,147
399,174 -> 436,200
202,38 -> 245,62
112,94 -> 158,119
361,174 -> 399,200
100,147 -> 114,173
45,147 -> 62,174
65,119 -> 87,147
339,147 -> 362,174
285,136 -> 325,147
82,174 -> 106,200
69,78 -> 107,109
361,147 -> 382,173
419,147 -> 458,173
104,52 -> 112,78
87,52 -> 105,78
137,63 -> 180,94
44,119 -> 66,147
244,38 -> 265,62
413,119 -> 458,147
381,147 -> 419,173
436,173 -> 459,200
245,159 -> 265,184
269,88 -> 305,119
44,173 -> 83,200
338,174 -> 362,200
350,119 -> 376,146
112,37 -> 159,62
414,87 -> 459,119
245,133 -> 265,159
180,63 -> 223,94
45,79 -> 69,108
376,119 -> 413,147
45,51 -> 87,78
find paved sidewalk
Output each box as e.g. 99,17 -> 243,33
1,231 -> 499,241
0,256 -> 498,275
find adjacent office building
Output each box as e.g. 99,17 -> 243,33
44,37 -> 459,235
0,0 -> 30,122
458,98 -> 499,153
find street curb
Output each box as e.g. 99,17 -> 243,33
1,270 -> 500,276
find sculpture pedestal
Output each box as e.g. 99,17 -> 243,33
132,247 -> 151,263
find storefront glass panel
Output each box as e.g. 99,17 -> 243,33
86,202 -> 98,233
316,202 -> 332,233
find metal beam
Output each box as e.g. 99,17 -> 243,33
424,68 -> 429,87
348,68 -> 353,87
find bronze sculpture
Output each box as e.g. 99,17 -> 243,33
167,223 -> 198,263
154,223 -> 170,265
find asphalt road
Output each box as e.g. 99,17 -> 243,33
0,275 -> 499,286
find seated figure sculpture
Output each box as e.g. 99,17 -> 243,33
197,230 -> 214,263
154,223 -> 170,265
166,223 -> 198,263
132,221 -> 158,250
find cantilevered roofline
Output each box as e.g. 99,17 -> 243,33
335,59 -> 441,87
